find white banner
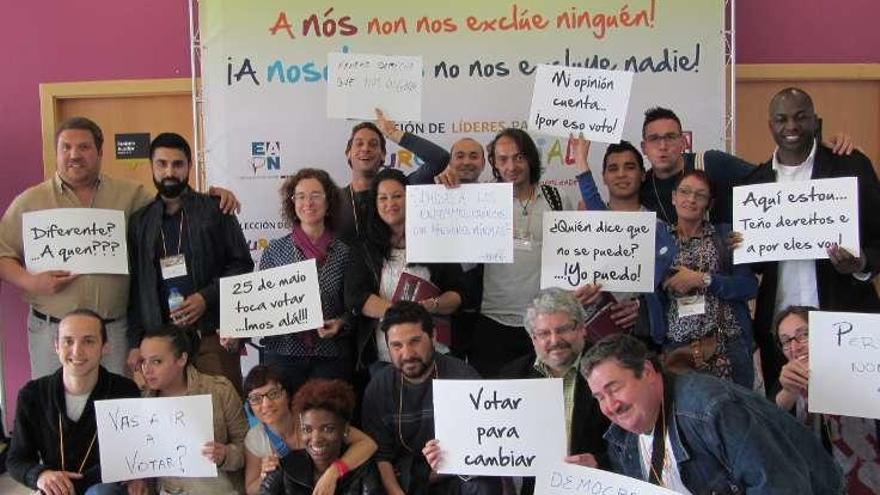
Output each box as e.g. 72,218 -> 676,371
809,311 -> 880,419
541,211 -> 656,292
22,208 -> 128,274
200,0 -> 726,263
406,183 -> 513,263
327,52 -> 422,121
433,379 -> 566,476
219,258 -> 324,338
536,461 -> 679,495
732,177 -> 860,264
94,395 -> 217,483
529,65 -> 634,142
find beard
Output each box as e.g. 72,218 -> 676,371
154,177 -> 188,198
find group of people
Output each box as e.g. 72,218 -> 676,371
1,85 -> 879,494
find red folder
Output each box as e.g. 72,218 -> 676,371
584,292 -> 625,344
392,272 -> 452,346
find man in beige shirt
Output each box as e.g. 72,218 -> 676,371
0,116 -> 238,378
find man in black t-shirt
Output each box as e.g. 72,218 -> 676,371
362,301 -> 499,495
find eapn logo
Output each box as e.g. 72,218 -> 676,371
250,141 -> 281,173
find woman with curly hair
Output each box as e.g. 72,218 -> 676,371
260,379 -> 382,495
243,366 -> 376,495
259,168 -> 353,395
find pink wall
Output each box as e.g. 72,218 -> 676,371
0,1 -> 192,429
736,0 -> 880,64
1,0 -> 878,429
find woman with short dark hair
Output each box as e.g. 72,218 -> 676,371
658,170 -> 757,388
260,379 -> 382,495
242,366 -> 376,495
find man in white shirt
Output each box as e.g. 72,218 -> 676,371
740,87 -> 880,388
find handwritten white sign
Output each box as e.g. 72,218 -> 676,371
22,208 -> 128,274
327,52 -> 422,121
219,259 -> 323,338
536,461 -> 679,495
406,183 -> 513,263
529,65 -> 634,142
541,211 -> 656,292
809,311 -> 880,419
433,379 -> 566,476
95,395 -> 216,483
733,177 -> 859,264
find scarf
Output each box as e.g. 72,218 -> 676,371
292,224 -> 333,266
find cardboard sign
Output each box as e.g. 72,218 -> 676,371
22,208 -> 128,274
327,52 -> 422,121
733,177 -> 859,264
536,461 -> 679,495
94,395 -> 217,483
529,65 -> 634,142
406,183 -> 513,263
809,311 -> 880,419
219,258 -> 323,338
541,211 -> 656,292
433,379 -> 566,476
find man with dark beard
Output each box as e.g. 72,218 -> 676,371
126,133 -> 253,392
361,301 -> 499,495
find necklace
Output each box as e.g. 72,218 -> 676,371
160,210 -> 185,257
650,171 -> 680,225
516,185 -> 536,216
639,390 -> 671,487
397,361 -> 438,453
58,413 -> 98,475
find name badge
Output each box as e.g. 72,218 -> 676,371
677,294 -> 706,317
160,254 -> 188,280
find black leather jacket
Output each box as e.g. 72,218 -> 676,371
127,188 -> 253,348
260,450 -> 383,495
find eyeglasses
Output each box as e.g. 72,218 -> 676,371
674,187 -> 710,203
779,329 -> 809,351
644,132 -> 682,145
246,387 -> 284,406
532,322 -> 578,342
292,192 -> 326,203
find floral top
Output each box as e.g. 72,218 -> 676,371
665,223 -> 742,381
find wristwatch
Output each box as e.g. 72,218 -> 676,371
702,273 -> 712,288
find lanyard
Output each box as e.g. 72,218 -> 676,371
160,210 -> 186,257
58,413 -> 97,475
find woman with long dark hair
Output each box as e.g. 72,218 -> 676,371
345,168 -> 463,370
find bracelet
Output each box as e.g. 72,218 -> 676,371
430,297 -> 440,313
333,459 -> 349,478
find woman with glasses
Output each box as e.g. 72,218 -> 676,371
773,306 -> 880,494
345,168 -> 463,370
659,170 -> 758,388
260,379 -> 382,495
243,366 -> 376,495
139,325 -> 248,494
259,168 -> 353,395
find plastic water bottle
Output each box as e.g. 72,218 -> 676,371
168,287 -> 184,314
